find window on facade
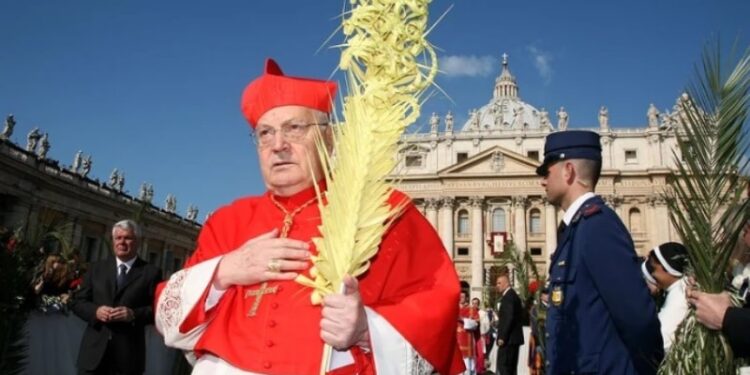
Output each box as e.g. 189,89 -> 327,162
148,252 -> 160,267
527,150 -> 540,161
163,250 -> 173,273
405,154 -> 423,167
0,194 -> 14,224
457,210 -> 470,236
457,152 -> 468,164
98,246 -> 108,261
529,208 -> 542,233
629,208 -> 642,233
173,258 -> 182,274
680,143 -> 693,162
492,208 -> 507,232
530,247 -> 542,256
82,236 -> 98,262
457,247 -> 469,256
625,150 -> 638,164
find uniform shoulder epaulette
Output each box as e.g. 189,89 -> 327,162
571,203 -> 602,224
581,203 -> 602,218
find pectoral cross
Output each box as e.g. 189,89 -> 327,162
242,194 -> 317,317
244,282 -> 279,317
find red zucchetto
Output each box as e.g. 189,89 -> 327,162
240,58 -> 338,128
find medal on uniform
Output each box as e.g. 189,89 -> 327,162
551,285 -> 564,306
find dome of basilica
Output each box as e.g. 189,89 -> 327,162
459,54 -> 554,133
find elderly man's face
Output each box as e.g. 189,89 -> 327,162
256,105 -> 331,196
112,227 -> 138,261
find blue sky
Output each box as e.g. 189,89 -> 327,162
1,0 -> 748,222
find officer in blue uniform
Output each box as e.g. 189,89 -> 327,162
537,130 -> 663,374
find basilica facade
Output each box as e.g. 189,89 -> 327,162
392,55 -> 685,297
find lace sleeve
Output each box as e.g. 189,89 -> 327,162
405,345 -> 434,374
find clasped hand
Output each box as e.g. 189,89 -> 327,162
214,229 -> 311,289
95,305 -> 134,323
321,275 -> 370,351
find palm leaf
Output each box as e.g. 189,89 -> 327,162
296,0 -> 438,306
292,1 -> 439,373
659,41 -> 750,374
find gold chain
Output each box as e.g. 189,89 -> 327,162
269,194 -> 318,238
244,193 -> 318,317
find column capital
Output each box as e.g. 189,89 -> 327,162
648,194 -> 667,207
439,196 -> 455,209
541,196 -> 555,206
425,197 -> 440,210
603,193 -> 623,207
511,195 -> 528,208
647,133 -> 663,145
469,196 -> 484,208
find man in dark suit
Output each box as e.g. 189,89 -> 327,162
538,130 -> 663,374
71,219 -> 162,375
495,273 -> 523,375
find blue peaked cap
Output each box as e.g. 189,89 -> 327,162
536,130 -> 602,176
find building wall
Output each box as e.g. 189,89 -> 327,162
394,127 -> 680,299
0,140 -> 200,278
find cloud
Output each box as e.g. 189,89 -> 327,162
526,46 -> 553,84
439,55 -> 496,78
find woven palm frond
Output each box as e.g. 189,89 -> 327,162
296,0 -> 438,304
292,1 -> 439,372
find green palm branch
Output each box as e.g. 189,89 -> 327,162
498,241 -> 542,309
659,42 -> 750,375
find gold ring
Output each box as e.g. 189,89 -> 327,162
267,259 -> 282,273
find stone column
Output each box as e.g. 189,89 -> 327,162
650,195 -> 670,245
647,133 -> 664,167
439,197 -> 454,258
71,218 -> 83,250
545,199 -> 557,262
425,198 -> 439,230
470,196 -> 485,299
605,194 -> 624,221
512,196 -> 527,252
141,237 -> 149,259
601,135 -> 614,169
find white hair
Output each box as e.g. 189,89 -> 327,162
112,219 -> 141,239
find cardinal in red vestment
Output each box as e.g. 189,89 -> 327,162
154,58 -> 465,375
457,291 -> 480,374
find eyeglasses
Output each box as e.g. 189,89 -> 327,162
251,122 -> 329,148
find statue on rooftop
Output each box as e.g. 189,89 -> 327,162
445,111 -> 454,133
429,112 -> 439,134
647,103 -> 660,129
557,107 -> 569,131
81,155 -> 92,178
38,133 -> 50,159
26,127 -> 41,152
1,114 -> 15,140
598,106 -> 609,131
